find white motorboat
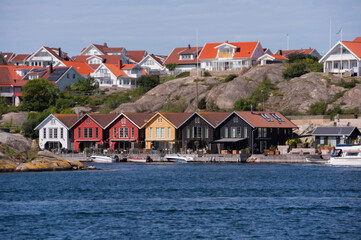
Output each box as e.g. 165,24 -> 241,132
127,156 -> 152,163
306,155 -> 329,164
88,154 -> 118,163
164,154 -> 195,163
329,145 -> 361,166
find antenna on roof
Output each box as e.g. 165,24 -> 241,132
286,34 -> 290,50
329,18 -> 332,49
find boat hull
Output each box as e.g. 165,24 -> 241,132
89,155 -> 117,163
165,155 -> 194,163
329,157 -> 361,166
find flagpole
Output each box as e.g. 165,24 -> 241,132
340,27 -> 343,78
329,19 -> 332,49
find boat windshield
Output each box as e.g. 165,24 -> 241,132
331,149 -> 342,157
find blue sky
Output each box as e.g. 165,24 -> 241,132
1,0 -> 360,56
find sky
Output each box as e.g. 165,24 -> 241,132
1,0 -> 360,57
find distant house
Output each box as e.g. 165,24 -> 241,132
79,43 -> 127,56
126,50 -> 148,64
263,48 -> 273,55
139,54 -> 167,74
105,112 -> 154,151
198,41 -> 264,71
55,61 -> 94,77
26,46 -> 70,67
10,54 -> 31,66
72,54 -> 128,70
258,54 -> 288,65
319,37 -> 361,76
311,127 -> 361,148
178,112 -> 231,153
142,112 -> 192,152
0,52 -> 15,65
34,114 -> 80,151
216,111 -> 297,154
72,113 -> 118,152
274,48 -> 322,59
91,62 -> 144,88
164,45 -> 202,73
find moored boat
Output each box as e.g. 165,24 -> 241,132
329,145 -> 361,166
88,154 -> 119,163
164,154 -> 195,163
127,156 -> 152,163
306,155 -> 329,164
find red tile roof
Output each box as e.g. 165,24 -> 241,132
121,64 -> 136,70
150,54 -> 166,65
62,61 -> 94,75
275,49 -> 314,57
199,41 -> 259,60
198,112 -> 232,127
54,114 -> 82,128
0,67 -> 13,85
126,50 -> 147,63
164,47 -> 202,65
234,111 -> 297,128
104,64 -> 128,77
89,113 -> 119,128
11,54 -> 30,62
72,55 -> 122,64
124,113 -> 155,128
89,44 -> 125,55
160,112 -> 193,128
2,52 -> 15,62
342,37 -> 361,58
43,47 -> 65,61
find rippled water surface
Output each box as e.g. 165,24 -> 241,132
0,163 -> 360,239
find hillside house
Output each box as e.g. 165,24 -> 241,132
258,54 -> 288,65
274,48 -> 322,59
164,45 -> 202,73
312,126 -> 361,148
139,54 -> 167,74
26,46 -> 70,67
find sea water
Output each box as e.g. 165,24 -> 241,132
0,163 -> 360,239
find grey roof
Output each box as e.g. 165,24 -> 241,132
48,68 -> 69,81
312,127 -> 360,136
213,138 -> 247,143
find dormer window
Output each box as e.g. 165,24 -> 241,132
180,54 -> 193,60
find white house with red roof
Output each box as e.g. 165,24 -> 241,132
92,61 -> 144,88
80,43 -> 126,56
1,52 -> 15,65
126,50 -> 148,64
139,54 -> 166,73
257,54 -> 288,65
164,45 -> 202,72
319,37 -> 361,76
198,41 -> 264,71
10,54 -> 31,66
54,61 -> 94,77
274,48 -> 322,59
26,46 -> 70,67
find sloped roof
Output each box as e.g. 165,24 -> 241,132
126,50 -> 147,63
62,61 -> 94,75
124,113 -> 155,128
54,114 -> 82,128
199,41 -> 259,60
150,54 -> 166,65
258,54 -> 288,61
342,39 -> 361,59
160,112 -> 193,128
104,64 -> 128,77
90,44 -> 125,55
121,64 -> 137,70
274,49 -> 314,57
88,113 -> 119,128
198,112 -> 231,127
43,47 -> 65,61
72,55 -> 122,64
0,67 -> 13,85
2,52 -> 15,62
164,47 -> 202,65
11,54 -> 30,62
312,127 -> 360,136
234,111 -> 297,128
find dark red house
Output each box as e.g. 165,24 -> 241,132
106,113 -> 154,151
73,113 -> 117,152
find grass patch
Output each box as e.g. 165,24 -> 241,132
335,78 -> 359,89
223,74 -> 238,83
176,72 -> 190,78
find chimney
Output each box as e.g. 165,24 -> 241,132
118,59 -> 122,69
104,42 -> 108,47
225,40 -> 228,43
279,50 -> 283,55
49,63 -> 53,73
188,44 -> 191,49
58,48 -> 62,58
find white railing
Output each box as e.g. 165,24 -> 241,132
94,73 -> 111,78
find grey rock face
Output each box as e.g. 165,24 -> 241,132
0,132 -> 32,152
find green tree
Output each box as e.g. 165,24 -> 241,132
70,76 -> 99,94
138,75 -> 160,91
234,98 -> 252,111
0,97 -> 8,115
21,78 -> 60,111
166,63 -> 177,72
282,62 -> 307,80
308,101 -> 327,115
198,97 -> 207,109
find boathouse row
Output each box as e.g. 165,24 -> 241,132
34,111 -> 297,154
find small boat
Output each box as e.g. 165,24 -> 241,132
329,145 -> 361,166
88,154 -> 119,163
164,154 -> 194,163
306,155 -> 329,164
127,156 -> 152,163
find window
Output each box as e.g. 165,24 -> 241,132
121,118 -> 126,124
168,127 -> 171,138
86,119 -> 90,124
320,137 -> 325,145
186,127 -> 190,138
53,128 -> 57,138
244,127 -> 248,138
43,128 -> 46,138
51,119 -> 55,125
150,127 -> 153,138
49,128 -> 53,138
233,117 -> 238,123
193,127 -> 202,138
95,128 -> 98,138
124,128 -> 129,138
195,117 -> 200,123
260,113 -> 274,122
270,113 -> 284,122
333,62 -> 339,69
237,127 -> 241,137
158,118 -> 162,123
231,127 -> 236,138
84,128 -> 88,138
131,128 -> 134,138
67,73 -> 69,78
205,127 -> 209,138
73,74 -> 75,79
225,127 -> 228,138
119,128 -> 124,138
78,128 -> 81,138
89,128 -> 93,138
263,128 -> 267,137
60,128 -> 63,139
155,128 -> 160,138
161,127 -> 165,138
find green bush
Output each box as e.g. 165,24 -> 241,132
335,79 -> 358,89
203,71 -> 211,77
282,62 -> 307,79
233,98 -> 252,111
223,74 -> 238,83
176,71 -> 190,78
308,101 -> 327,115
138,75 -> 160,91
198,97 -> 207,109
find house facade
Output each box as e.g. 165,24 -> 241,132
312,126 -> 361,149
164,45 -> 202,73
139,54 -> 166,74
106,113 -> 154,151
34,114 -> 79,151
258,54 -> 288,65
26,46 -> 69,67
143,112 -> 192,152
319,37 -> 361,76
217,111 -> 297,154
198,41 -> 264,71
179,112 -> 231,153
